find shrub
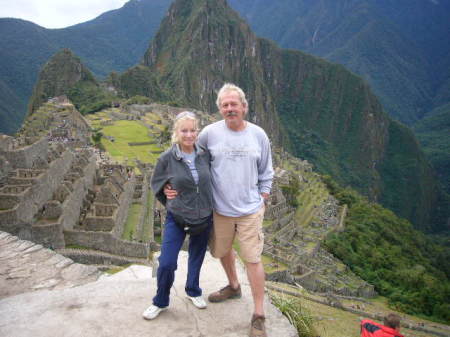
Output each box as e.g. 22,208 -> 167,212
269,292 -> 317,337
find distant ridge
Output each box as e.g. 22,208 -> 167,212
0,0 -> 172,134
117,0 -> 447,231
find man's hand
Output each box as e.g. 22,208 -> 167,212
261,192 -> 270,204
164,184 -> 178,200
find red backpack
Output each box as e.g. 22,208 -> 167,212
360,319 -> 404,337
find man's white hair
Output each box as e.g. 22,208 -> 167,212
216,83 -> 249,114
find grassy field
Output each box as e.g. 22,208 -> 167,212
140,192 -> 154,242
261,254 -> 288,273
295,176 -> 329,229
122,203 -> 141,240
99,120 -> 163,165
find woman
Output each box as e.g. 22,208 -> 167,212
143,111 -> 213,320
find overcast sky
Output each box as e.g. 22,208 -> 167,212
0,0 -> 129,28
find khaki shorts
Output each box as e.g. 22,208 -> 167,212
209,205 -> 265,263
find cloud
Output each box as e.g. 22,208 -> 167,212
0,0 -> 128,28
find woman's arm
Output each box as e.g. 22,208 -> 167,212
151,155 -> 170,205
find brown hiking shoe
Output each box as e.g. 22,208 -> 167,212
249,314 -> 266,337
208,285 -> 242,303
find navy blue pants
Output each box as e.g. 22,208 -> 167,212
152,211 -> 212,308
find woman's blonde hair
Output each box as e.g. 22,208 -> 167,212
171,111 -> 199,144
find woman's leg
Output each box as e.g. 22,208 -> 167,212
185,220 -> 212,297
152,212 -> 186,307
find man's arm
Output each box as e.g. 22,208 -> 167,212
164,184 -> 178,200
258,133 -> 274,196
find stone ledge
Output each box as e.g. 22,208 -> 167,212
0,250 -> 298,337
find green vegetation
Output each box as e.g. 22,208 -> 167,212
122,203 -> 141,240
105,263 -> 134,275
128,0 -> 446,232
91,128 -> 103,149
67,81 -> 114,115
268,283 -> 444,337
261,255 -> 288,273
99,120 -> 163,165
140,192 -> 154,242
322,176 -> 450,323
294,176 -> 329,230
378,120 -> 447,232
280,174 -> 301,208
0,1 -> 173,134
269,292 -> 317,337
414,103 -> 450,195
228,0 -> 449,126
28,49 -> 98,115
125,95 -> 152,105
27,49 -> 117,117
18,103 -> 59,138
116,65 -> 172,103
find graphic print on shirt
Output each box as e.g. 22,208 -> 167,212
214,141 -> 261,162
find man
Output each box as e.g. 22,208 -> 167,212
360,313 -> 404,337
165,83 -> 273,337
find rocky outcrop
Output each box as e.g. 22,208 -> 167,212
0,231 -> 100,299
28,49 -> 97,114
0,250 -> 298,337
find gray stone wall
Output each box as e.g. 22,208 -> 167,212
32,222 -> 65,249
0,194 -> 21,210
111,174 -> 136,238
266,270 -> 294,284
61,250 -> 146,266
0,150 -> 74,236
61,155 -> 96,230
0,208 -> 19,233
84,217 -> 115,231
294,270 -> 317,290
64,230 -> 150,258
265,201 -> 288,220
128,141 -> 156,146
16,150 -> 74,225
0,137 -> 48,169
134,171 -> 151,241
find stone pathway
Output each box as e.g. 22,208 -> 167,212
0,231 -> 298,337
0,231 -> 100,299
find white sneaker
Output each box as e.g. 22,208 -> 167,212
187,295 -> 207,309
142,304 -> 167,320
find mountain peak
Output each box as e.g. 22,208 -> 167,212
122,0 -> 445,230
28,49 -> 96,114
142,0 -> 280,138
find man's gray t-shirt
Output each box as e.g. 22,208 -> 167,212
197,120 -> 273,217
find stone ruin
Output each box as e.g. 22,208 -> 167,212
0,101 -> 154,269
262,157 -> 376,298
1,98 -> 375,297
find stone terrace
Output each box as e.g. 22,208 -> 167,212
0,231 -> 100,299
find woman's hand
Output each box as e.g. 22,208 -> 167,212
164,184 -> 178,200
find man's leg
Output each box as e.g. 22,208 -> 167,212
235,206 -> 267,336
220,249 -> 240,289
246,261 -> 265,316
208,212 -> 242,302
